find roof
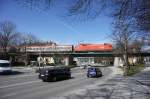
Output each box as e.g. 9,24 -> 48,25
74,43 -> 112,52
19,42 -> 57,48
19,43 -> 73,48
0,60 -> 10,63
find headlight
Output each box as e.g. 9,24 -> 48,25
45,70 -> 49,75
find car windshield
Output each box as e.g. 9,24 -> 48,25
0,63 -> 10,67
89,68 -> 95,71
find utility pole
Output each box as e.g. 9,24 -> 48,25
39,50 -> 41,67
25,43 -> 28,66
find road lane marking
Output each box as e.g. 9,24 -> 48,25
0,73 -> 82,88
0,68 -> 109,98
0,72 -> 85,89
0,80 -> 41,89
10,73 -> 38,78
0,74 -> 38,80
0,77 -> 87,98
0,92 -> 18,98
0,72 -> 83,83
0,71 -> 89,98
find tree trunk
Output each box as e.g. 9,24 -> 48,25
123,39 -> 129,76
123,54 -> 128,76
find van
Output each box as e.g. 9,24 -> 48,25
0,60 -> 12,74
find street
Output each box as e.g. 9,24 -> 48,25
0,67 -> 112,99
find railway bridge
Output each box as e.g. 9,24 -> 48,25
4,52 -> 150,66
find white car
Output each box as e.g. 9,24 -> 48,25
79,63 -> 86,69
0,60 -> 12,74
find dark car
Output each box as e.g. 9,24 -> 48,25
87,67 -> 102,78
39,67 -> 71,82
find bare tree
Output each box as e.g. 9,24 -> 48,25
20,33 -> 38,45
15,0 -> 54,10
68,0 -> 150,32
112,20 -> 137,75
7,0 -> 149,68
67,0 -> 149,75
18,33 -> 39,66
0,21 -> 19,56
13,0 -> 150,35
129,39 -> 145,53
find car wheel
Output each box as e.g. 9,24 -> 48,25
87,74 -> 91,78
42,79 -> 47,82
68,75 -> 71,79
38,75 -> 41,79
53,77 -> 57,81
100,74 -> 103,77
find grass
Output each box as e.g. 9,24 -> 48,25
127,64 -> 145,76
68,65 -> 76,68
118,64 -> 145,76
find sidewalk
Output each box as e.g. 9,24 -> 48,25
64,67 -> 150,99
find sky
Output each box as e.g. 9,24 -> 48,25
0,0 -> 113,45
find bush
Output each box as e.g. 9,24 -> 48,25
67,65 -> 76,69
118,64 -> 145,76
127,64 -> 145,76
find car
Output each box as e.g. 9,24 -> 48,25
0,60 -> 12,74
39,66 -> 71,82
87,67 -> 102,78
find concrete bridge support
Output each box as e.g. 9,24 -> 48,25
114,57 -> 124,67
68,56 -> 74,66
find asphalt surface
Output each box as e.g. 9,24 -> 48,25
65,67 -> 150,99
0,67 -> 112,99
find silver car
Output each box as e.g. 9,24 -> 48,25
0,60 -> 12,74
